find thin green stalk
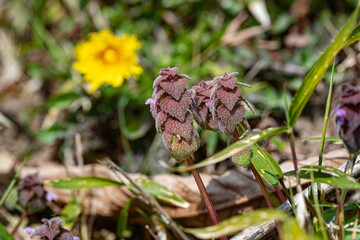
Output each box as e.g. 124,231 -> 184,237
310,171 -> 328,239
0,158 -> 28,208
317,60 -> 335,220
318,61 -> 335,167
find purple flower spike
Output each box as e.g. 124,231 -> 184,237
30,217 -> 76,240
335,85 -> 360,154
18,172 -> 47,214
147,67 -> 200,160
208,72 -> 252,136
46,192 -> 58,202
190,80 -> 219,131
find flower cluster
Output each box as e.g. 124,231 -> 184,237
335,85 -> 360,154
190,80 -> 219,131
18,173 -> 57,214
147,68 -> 253,164
73,29 -> 143,92
24,217 -> 79,240
208,72 -> 252,136
146,67 -> 200,160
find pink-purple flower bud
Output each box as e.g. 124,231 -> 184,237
27,217 -> 78,240
208,72 -> 253,136
147,67 -> 200,160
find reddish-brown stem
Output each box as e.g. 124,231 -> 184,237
233,128 -> 282,236
274,185 -> 287,203
249,162 -> 282,236
11,208 -> 28,235
185,156 -> 228,240
249,162 -> 274,208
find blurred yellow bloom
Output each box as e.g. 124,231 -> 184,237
73,29 -> 143,92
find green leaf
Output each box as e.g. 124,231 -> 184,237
281,218 -> 310,240
288,6 -> 359,128
165,126 -> 288,172
345,23 -> 360,47
45,177 -> 124,190
0,222 -> 15,240
47,92 -> 80,110
251,144 -> 283,186
129,179 -> 189,208
36,123 -> 68,144
284,165 -> 360,190
117,198 -> 134,238
302,137 -> 342,142
183,209 -> 289,239
60,200 -> 82,229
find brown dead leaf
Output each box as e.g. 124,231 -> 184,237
19,149 -> 347,227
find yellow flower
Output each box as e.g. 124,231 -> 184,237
73,29 -> 143,92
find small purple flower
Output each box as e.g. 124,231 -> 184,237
145,98 -> 155,106
205,101 -> 210,108
335,85 -> 360,154
24,227 -> 34,235
45,192 -> 58,202
73,237 -> 80,240
335,108 -> 346,125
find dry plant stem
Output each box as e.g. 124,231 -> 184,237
185,156 -> 228,240
249,163 -> 274,209
11,208 -> 28,235
287,131 -> 300,186
101,159 -> 191,240
335,186 -> 344,240
351,208 -> 359,240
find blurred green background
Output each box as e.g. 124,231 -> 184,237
0,0 -> 358,174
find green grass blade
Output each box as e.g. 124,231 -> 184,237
117,198 -> 134,238
0,158 -> 28,208
302,137 -> 342,142
318,61 -> 335,167
183,209 -> 289,239
284,165 -> 360,190
288,6 -> 359,128
164,126 -> 288,172
251,144 -> 283,186
129,179 -> 190,208
45,177 -> 124,190
345,23 -> 360,46
0,223 -> 15,240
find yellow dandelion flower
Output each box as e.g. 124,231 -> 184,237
73,29 -> 143,92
